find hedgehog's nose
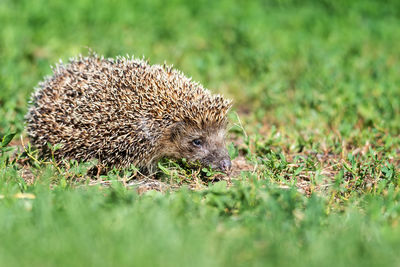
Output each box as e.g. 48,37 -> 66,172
220,158 -> 232,173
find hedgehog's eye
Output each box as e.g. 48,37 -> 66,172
192,139 -> 203,148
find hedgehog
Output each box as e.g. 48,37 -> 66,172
25,54 -> 233,174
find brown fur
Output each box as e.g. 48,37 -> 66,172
26,54 -> 232,173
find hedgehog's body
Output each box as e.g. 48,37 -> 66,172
26,55 -> 232,173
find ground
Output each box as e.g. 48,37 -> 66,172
0,0 -> 400,266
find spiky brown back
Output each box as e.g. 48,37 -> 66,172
26,54 -> 232,169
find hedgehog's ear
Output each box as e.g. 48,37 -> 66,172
169,121 -> 186,142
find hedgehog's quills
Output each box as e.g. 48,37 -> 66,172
26,54 -> 232,174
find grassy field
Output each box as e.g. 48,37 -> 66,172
1,0 -> 400,266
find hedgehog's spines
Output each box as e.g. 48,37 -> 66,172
26,54 -> 232,170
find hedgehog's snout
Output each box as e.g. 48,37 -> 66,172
202,150 -> 232,174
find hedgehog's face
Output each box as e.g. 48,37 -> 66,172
165,121 -> 232,173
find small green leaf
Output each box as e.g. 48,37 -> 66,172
1,132 -> 16,147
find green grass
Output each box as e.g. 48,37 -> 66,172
0,0 -> 400,266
